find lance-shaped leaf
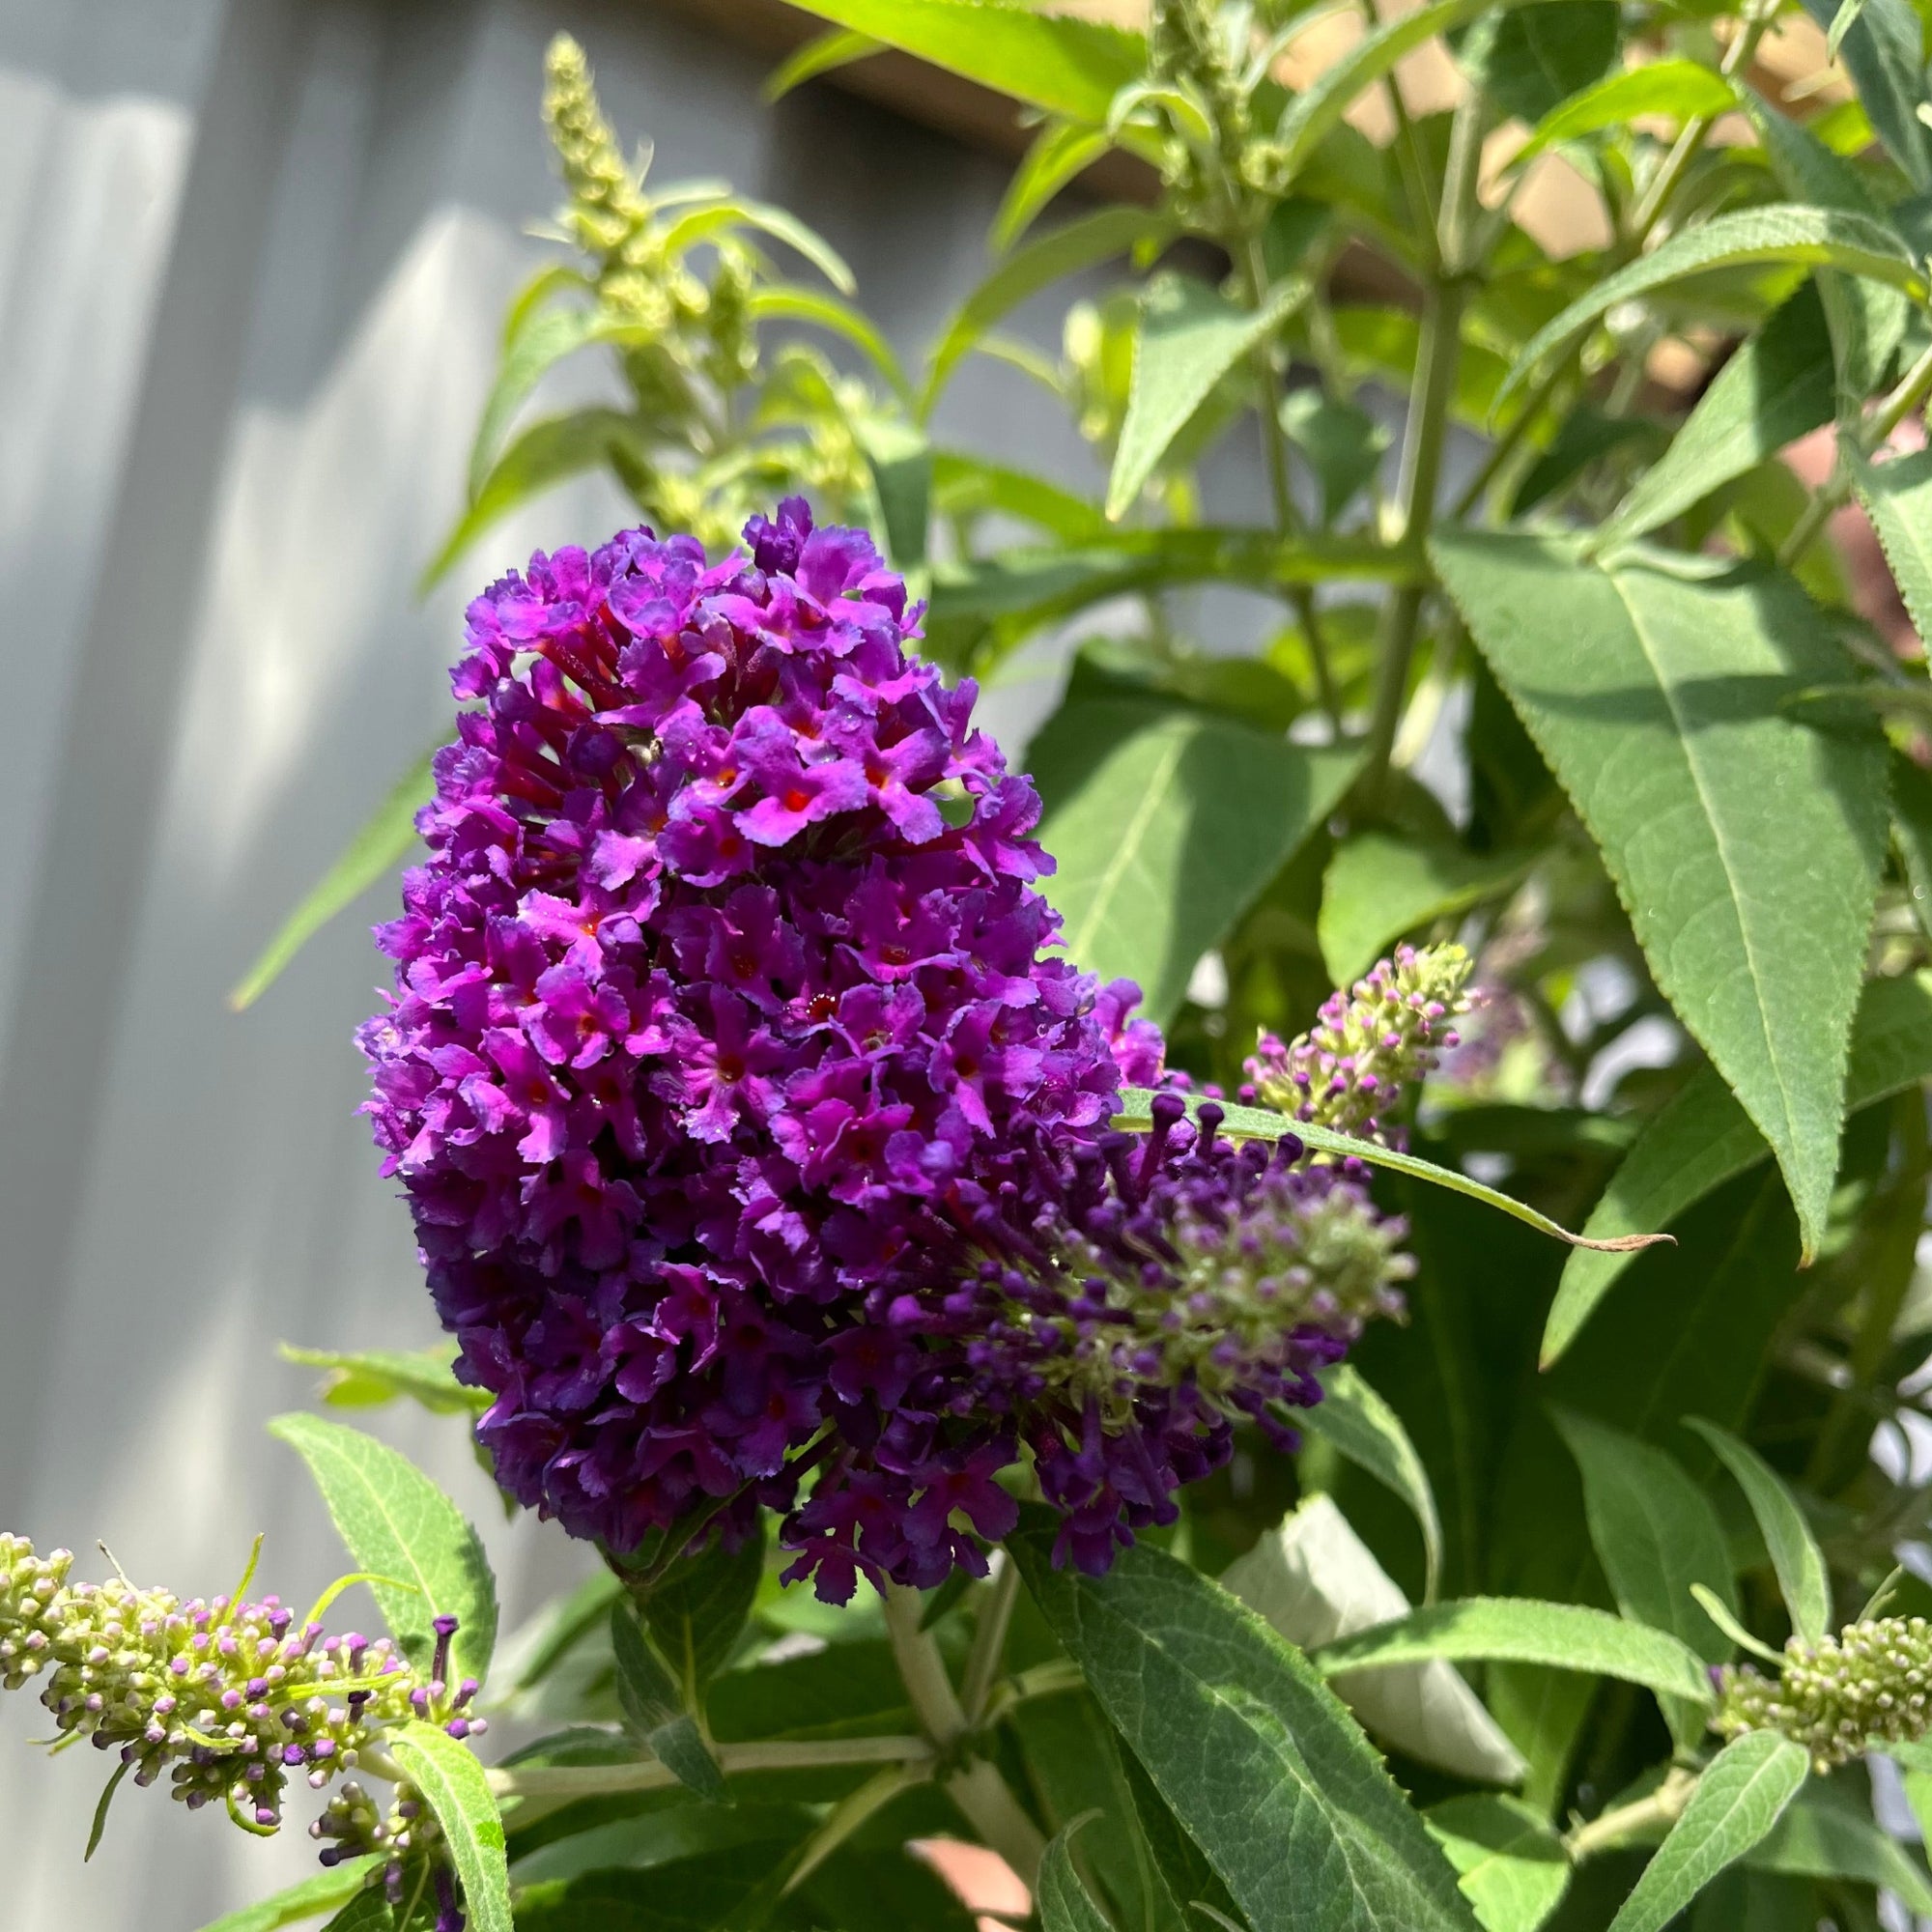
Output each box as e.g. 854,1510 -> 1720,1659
1455,2 -> 1619,125
229,751 -> 435,1010
610,1601 -> 726,1801
387,1720 -> 512,1932
1515,60 -> 1737,163
269,1413 -> 497,1683
1749,1777 -> 1932,1911
1312,1599 -> 1716,1709
1037,1824 -> 1118,1932
762,27 -> 881,102
1599,285 -> 1833,549
279,1340 -> 486,1417
1319,835 -> 1534,988
1425,1796 -> 1570,1932
994,120 -> 1114,255
1684,1418 -> 1831,1646
1606,1732 -> 1808,1932
1107,271 -> 1309,519
1494,206 -> 1925,413
1011,1531 -> 1481,1932
196,1861 -> 382,1932
1434,531 -> 1889,1262
1852,446 -> 1932,643
1031,700 -> 1359,1027
1799,0 -> 1932,191
1543,971 -> 1932,1361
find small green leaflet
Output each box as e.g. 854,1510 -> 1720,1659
761,27 -> 881,102
1304,1363 -> 1445,1605
1107,272 -> 1309,519
1115,1087 -> 1671,1253
1851,446 -> 1932,643
388,1720 -> 513,1932
1425,1796 -> 1570,1932
1683,1418 -> 1831,1646
611,1602 -> 726,1800
1311,1598 -> 1716,1708
193,1860 -> 382,1932
279,1340 -> 485,1416
268,1413 -> 497,1683
1514,60 -> 1736,164
993,120 -> 1114,254
1037,1822 -> 1117,1932
1605,1733 -> 1808,1932
1319,834 -> 1534,987
229,750 -> 436,1010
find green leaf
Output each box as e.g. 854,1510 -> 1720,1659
421,408 -> 646,592
1118,1747 -> 1245,1931
1608,1734 -> 1808,1932
1455,2 -> 1620,125
85,1759 -> 130,1861
1280,387 -> 1390,525
1549,1410 -> 1735,1743
467,304 -> 602,503
1304,1364 -> 1446,1605
1494,206 -> 1925,414
1107,272 -> 1309,519
930,451 -> 1107,542
993,120 -> 1113,255
1748,1777 -> 1932,1912
640,1519 -> 765,1690
747,286 -> 912,404
781,0 -> 1145,126
1311,1599 -> 1717,1708
228,751 -> 435,1009
1115,1087 -> 1676,1255
1029,699 -> 1360,1026
279,1341 -> 486,1417
1425,1797 -> 1570,1932
1037,1823 -> 1117,1932
922,206 -> 1174,416
1319,834 -> 1533,987
1852,446 -> 1932,642
1515,59 -> 1737,162
855,418 -> 930,569
194,1861 -> 383,1932
761,26 -> 881,101
1225,1495 -> 1525,1784
1543,971 -> 1932,1361
1799,0 -> 1932,191
1682,1419 -> 1831,1646
268,1413 -> 497,1683
1011,1531 -> 1481,1932
611,1603 -> 726,1801
1893,753 -> 1932,943
388,1719 -> 512,1932
1600,285 -> 1833,549
661,198 -> 855,295
1434,531 -> 1889,1261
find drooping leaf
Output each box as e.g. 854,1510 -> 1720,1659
1434,531 -> 1889,1260
1011,1530 -> 1481,1932
661,197 -> 857,296
1311,1599 -> 1716,1709
761,27 -> 881,102
1544,972 -> 1932,1361
1319,834 -> 1533,987
748,286 -> 913,403
387,1720 -> 513,1932
1425,1796 -> 1570,1932
1600,285 -> 1833,549
1683,1419 -> 1831,1646
1550,1410 -> 1735,1743
921,206 -> 1174,414
279,1341 -> 485,1417
1114,1088 -> 1674,1255
1515,60 -> 1737,163
228,751 -> 436,1010
1455,2 -> 1620,124
1303,1364 -> 1446,1605
1494,206 -> 1925,413
1606,1733 -> 1809,1932
781,0 -> 1145,126
1798,0 -> 1932,191
1107,272 -> 1309,519
611,1602 -> 726,1801
993,120 -> 1114,254
1852,446 -> 1932,643
195,1861 -> 383,1932
1037,1824 -> 1117,1932
268,1413 -> 497,1682
1224,1495 -> 1524,1783
1030,700 -> 1360,1026
1746,1771 -> 1932,1912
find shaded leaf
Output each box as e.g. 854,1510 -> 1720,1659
1280,387 -> 1390,524
1683,1418 -> 1831,1646
1893,753 -> 1932,944
1544,972 -> 1932,1361
1435,531 -> 1889,1260
1426,1796 -> 1570,1932
1319,834 -> 1533,987
1030,700 -> 1360,1026
1456,2 -> 1620,125
279,1341 -> 485,1417
611,1603 -> 725,1801
388,1720 -> 512,1932
1012,1531 -> 1480,1931
229,751 -> 435,1010
1038,1824 -> 1117,1932
856,418 -> 930,570
1799,0 -> 1932,191
1746,1776 -> 1932,1912
1852,446 -> 1932,643
268,1413 -> 497,1683
1607,1733 -> 1808,1932
640,1520 -> 765,1691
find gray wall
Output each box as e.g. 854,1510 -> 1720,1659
0,2 -> 1127,1922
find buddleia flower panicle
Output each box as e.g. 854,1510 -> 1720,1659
0,1537 -> 480,1924
1243,941 -> 1476,1147
1712,1616 -> 1932,1772
358,496 -> 1416,1601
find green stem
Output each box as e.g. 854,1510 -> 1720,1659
1563,1766 -> 1698,1862
487,1733 -> 933,1804
960,1558 -> 1022,1722
882,1582 -> 1046,1887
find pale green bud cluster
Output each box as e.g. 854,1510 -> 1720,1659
542,34 -> 651,259
1245,944 -> 1476,1148
1713,1617 -> 1932,1772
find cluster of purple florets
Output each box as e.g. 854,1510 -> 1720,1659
359,500 -> 1394,1597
